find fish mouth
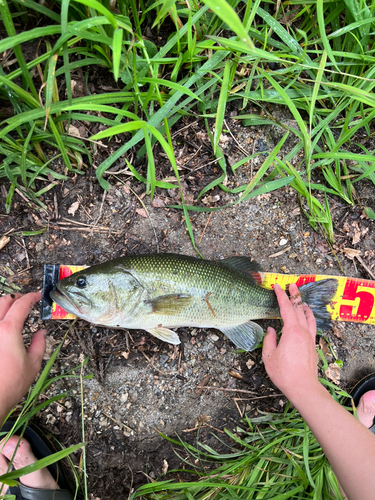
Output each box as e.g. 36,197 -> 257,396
50,285 -> 91,315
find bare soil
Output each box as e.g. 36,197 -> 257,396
1,113 -> 375,499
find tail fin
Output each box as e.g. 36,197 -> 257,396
299,279 -> 338,330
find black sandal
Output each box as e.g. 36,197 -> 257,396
0,422 -> 77,499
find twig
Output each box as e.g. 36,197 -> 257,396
102,411 -> 135,434
171,120 -> 199,139
356,255 -> 375,280
68,134 -> 108,147
91,190 -> 107,234
198,212 -> 212,244
192,156 -> 223,173
53,192 -> 59,220
195,385 -> 283,396
51,225 -> 120,235
223,118 -> 250,156
233,397 -> 245,418
182,423 -> 225,434
134,353 -> 158,384
269,246 -> 291,258
61,218 -> 93,227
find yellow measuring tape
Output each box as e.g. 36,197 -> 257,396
47,265 -> 375,325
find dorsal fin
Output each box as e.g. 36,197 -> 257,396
220,257 -> 264,285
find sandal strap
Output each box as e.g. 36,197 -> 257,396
19,484 -> 74,500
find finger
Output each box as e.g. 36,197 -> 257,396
0,452 -> 10,496
303,303 -> 316,340
289,283 -> 308,328
1,292 -> 42,335
262,327 -> 277,360
274,283 -> 297,328
27,329 -> 46,374
0,294 -> 23,321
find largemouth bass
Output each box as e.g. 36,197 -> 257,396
50,253 -> 338,351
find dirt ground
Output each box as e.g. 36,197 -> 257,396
1,115 -> 375,499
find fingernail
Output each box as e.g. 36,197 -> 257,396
274,283 -> 281,289
41,329 -> 47,338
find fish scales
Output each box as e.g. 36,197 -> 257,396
50,253 -> 338,352
114,253 -> 278,328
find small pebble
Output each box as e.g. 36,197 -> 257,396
159,354 -> 169,365
279,238 -> 288,246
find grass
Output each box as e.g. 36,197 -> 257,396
0,325 -> 89,499
0,0 -> 375,246
131,380 -> 351,500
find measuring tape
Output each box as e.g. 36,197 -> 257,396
41,264 -> 375,325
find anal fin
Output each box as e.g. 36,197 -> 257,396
146,327 -> 181,345
219,321 -> 264,352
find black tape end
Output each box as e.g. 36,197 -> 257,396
41,265 -> 60,320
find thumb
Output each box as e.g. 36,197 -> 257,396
262,327 -> 277,361
27,329 -> 46,374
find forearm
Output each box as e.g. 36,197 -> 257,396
286,381 -> 375,500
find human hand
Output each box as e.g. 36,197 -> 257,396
262,283 -> 320,402
0,293 -> 46,421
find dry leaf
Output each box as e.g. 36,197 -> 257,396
319,338 -> 330,358
68,201 -> 80,216
68,124 -> 81,137
195,374 -> 210,396
202,195 -> 220,205
246,358 -> 255,370
136,208 -> 147,218
151,197 -> 165,208
162,459 -> 169,474
332,323 -> 343,339
343,248 -> 361,260
195,414 -> 211,426
43,335 -> 55,361
352,221 -> 361,245
0,235 -> 10,251
325,363 -> 340,385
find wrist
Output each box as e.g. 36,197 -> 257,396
281,378 -> 325,408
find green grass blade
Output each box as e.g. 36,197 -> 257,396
309,50 -> 327,132
316,0 -> 340,72
202,0 -> 254,49
21,122 -> 36,187
213,59 -> 231,155
72,0 -> 117,28
112,28 -> 123,81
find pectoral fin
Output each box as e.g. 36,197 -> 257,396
146,327 -> 181,344
146,294 -> 192,315
219,321 -> 264,352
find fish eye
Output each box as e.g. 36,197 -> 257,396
76,277 -> 87,288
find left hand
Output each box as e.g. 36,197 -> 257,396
0,293 -> 46,420
262,283 -> 319,402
